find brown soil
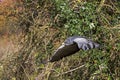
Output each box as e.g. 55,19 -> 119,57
0,35 -> 19,60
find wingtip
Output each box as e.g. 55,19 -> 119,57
49,56 -> 62,62
48,59 -> 54,62
48,56 -> 57,62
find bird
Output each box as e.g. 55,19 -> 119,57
49,36 -> 100,62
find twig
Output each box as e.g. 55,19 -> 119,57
103,4 -> 115,11
55,64 -> 87,77
96,0 -> 106,13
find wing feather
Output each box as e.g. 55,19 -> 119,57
73,38 -> 99,50
49,43 -> 79,62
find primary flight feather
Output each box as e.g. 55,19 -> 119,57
49,36 -> 100,62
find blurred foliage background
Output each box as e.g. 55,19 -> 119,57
0,0 -> 120,80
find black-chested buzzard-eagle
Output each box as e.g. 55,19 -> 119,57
49,36 -> 100,62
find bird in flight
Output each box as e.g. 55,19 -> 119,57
49,36 -> 100,62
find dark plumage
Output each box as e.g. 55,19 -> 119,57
49,36 -> 100,62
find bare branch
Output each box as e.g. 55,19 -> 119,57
55,64 -> 87,77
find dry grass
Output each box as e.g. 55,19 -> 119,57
0,0 -> 120,80
0,34 -> 22,60
0,0 -> 23,59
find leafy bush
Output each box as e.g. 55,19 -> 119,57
52,0 -> 100,36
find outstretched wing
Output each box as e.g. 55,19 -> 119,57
73,38 -> 100,50
49,43 -> 79,62
49,36 -> 100,62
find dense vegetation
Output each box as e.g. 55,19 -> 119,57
0,0 -> 120,80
